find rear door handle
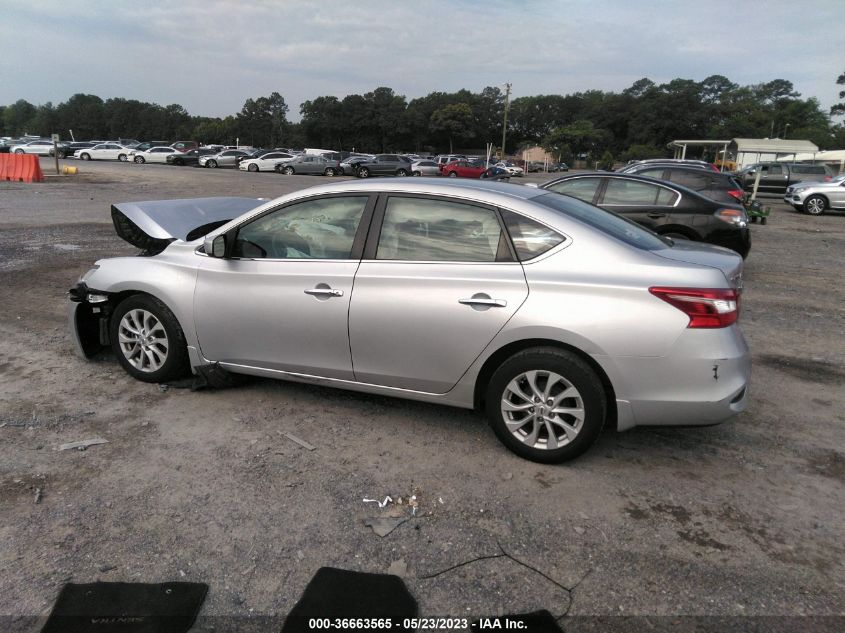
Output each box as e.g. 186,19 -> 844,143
459,297 -> 507,307
304,288 -> 343,297
647,212 -> 666,219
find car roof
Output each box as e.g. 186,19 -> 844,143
540,171 -> 730,203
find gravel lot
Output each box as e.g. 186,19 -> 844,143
1,159 -> 843,631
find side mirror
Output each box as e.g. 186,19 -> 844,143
204,234 -> 227,258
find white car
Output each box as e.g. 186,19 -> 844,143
11,140 -> 56,156
497,162 -> 525,177
74,143 -> 135,161
238,151 -> 296,172
128,146 -> 181,164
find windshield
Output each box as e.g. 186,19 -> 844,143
533,193 -> 669,251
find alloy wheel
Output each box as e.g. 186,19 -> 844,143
117,309 -> 169,373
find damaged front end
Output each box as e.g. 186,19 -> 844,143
68,281 -> 114,358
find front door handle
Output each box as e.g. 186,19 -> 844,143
459,297 -> 507,308
304,288 -> 343,297
647,212 -> 666,219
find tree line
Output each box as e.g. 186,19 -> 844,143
3,73 -> 844,161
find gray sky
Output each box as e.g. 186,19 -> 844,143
2,0 -> 843,121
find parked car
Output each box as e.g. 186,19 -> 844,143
339,156 -> 373,176
51,141 -> 95,158
277,155 -> 341,176
199,149 -> 250,168
129,146 -> 181,164
619,159 -> 717,173
621,165 -> 746,205
736,162 -> 834,194
441,160 -> 487,179
355,154 -> 413,178
434,154 -> 467,166
497,161 -> 525,177
11,139 -> 66,156
74,143 -> 135,161
166,148 -> 218,167
411,160 -> 441,177
783,173 -> 845,215
171,141 -> 199,152
239,151 -> 295,172
540,172 -> 750,257
131,141 -> 172,153
68,180 -> 749,463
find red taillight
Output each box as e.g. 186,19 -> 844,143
728,189 -> 745,201
649,287 -> 740,328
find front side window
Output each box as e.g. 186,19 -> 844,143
546,178 -> 601,204
602,179 -> 678,206
233,196 -> 368,260
377,197 -> 506,262
769,165 -> 783,176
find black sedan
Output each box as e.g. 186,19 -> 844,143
166,148 -> 219,167
354,154 -> 413,178
540,172 -> 750,257
620,165 -> 746,205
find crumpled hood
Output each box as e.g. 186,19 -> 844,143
110,197 -> 265,253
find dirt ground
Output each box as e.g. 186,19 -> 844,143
1,159 -> 843,631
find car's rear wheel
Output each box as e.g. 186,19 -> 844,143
206,160 -> 217,168
396,168 -> 408,177
485,347 -> 606,463
804,195 -> 826,216
448,171 -> 458,178
118,154 -> 128,162
413,171 -> 421,176
81,153 -> 91,161
110,295 -> 189,384
357,167 -> 370,178
14,149 -> 24,154
282,166 -> 295,175
248,163 -> 259,172
134,155 -> 145,164
325,168 -> 336,176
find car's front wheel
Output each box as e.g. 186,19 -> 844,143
80,153 -> 91,161
248,163 -> 259,172
396,168 -> 408,177
134,155 -> 145,163
357,167 -> 370,178
804,195 -> 826,216
110,295 -> 189,383
485,347 -> 606,463
324,167 -> 336,176
206,160 -> 217,168
282,166 -> 295,175
448,171 -> 458,178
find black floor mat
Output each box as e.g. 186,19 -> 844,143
41,582 -> 208,633
282,567 -> 417,633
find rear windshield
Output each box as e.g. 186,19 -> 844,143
533,193 -> 668,251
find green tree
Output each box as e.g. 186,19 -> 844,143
831,70 -> 845,117
429,103 -> 474,154
542,119 -> 608,159
4,99 -> 37,136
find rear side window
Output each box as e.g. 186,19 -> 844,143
792,165 -> 826,174
500,210 -> 565,261
377,197 -> 506,262
668,170 -> 711,191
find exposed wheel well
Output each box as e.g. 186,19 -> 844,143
473,338 -> 618,430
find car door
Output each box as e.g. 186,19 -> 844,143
763,164 -> 789,193
596,177 -> 679,232
544,176 -> 603,204
194,194 -> 375,379
831,179 -> 845,209
348,194 -> 528,393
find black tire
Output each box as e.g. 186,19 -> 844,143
14,149 -> 24,154
173,159 -> 184,166
110,294 -> 190,384
324,167 -> 336,176
81,153 -> 91,161
804,195 -> 826,216
282,166 -> 294,175
118,154 -> 128,162
134,155 -> 145,164
485,347 -> 606,463
248,163 -> 259,172
357,166 -> 370,178
396,168 -> 408,177
760,217 -> 768,225
413,171 -> 421,176
448,171 -> 458,178
206,159 -> 217,168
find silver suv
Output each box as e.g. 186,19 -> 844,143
784,173 -> 845,215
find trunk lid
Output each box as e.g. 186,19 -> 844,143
654,240 -> 744,289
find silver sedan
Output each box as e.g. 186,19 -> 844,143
411,160 -> 442,177
69,181 -> 750,463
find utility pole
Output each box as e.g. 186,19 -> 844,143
501,83 -> 511,160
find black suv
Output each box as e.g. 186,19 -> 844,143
540,172 -> 750,257
354,154 -> 413,178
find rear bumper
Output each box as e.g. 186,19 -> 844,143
595,325 -> 751,430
